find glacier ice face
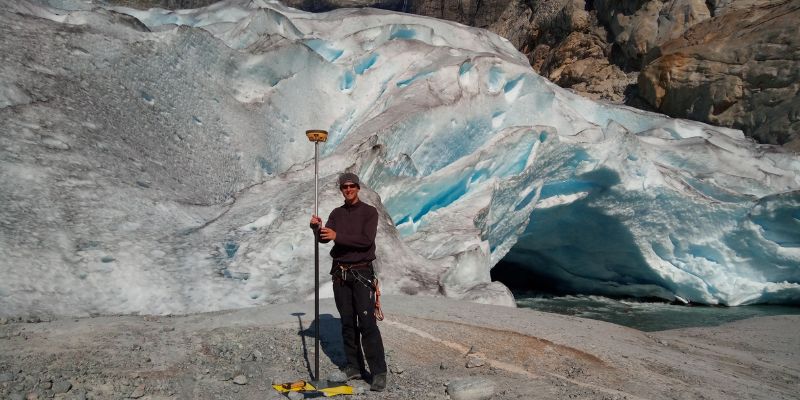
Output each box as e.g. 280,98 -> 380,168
0,0 -> 797,317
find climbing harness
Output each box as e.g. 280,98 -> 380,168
373,277 -> 384,321
335,263 -> 384,321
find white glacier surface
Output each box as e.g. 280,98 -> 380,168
0,0 -> 798,317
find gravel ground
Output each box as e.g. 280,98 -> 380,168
1,295 -> 798,400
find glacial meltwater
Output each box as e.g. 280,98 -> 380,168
514,292 -> 800,332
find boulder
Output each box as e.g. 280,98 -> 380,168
446,377 -> 495,400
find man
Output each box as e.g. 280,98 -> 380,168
310,172 -> 388,392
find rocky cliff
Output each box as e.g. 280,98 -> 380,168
639,0 -> 800,147
98,0 -> 800,146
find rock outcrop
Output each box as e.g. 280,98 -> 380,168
405,0 -> 513,27
639,0 -> 800,146
488,0 -> 635,102
594,0 -> 712,66
538,29 -> 634,101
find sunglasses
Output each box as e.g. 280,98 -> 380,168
340,183 -> 358,190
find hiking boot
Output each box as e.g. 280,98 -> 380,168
370,373 -> 387,392
342,366 -> 361,380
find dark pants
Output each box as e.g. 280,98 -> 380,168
332,266 -> 387,376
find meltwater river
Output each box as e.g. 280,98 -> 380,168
513,292 -> 800,332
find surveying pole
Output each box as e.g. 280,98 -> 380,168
305,129 -> 328,382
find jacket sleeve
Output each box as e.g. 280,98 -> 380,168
334,207 -> 378,248
318,210 -> 336,244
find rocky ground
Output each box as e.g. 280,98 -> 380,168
1,295 -> 799,400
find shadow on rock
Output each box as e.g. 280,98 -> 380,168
292,312 -> 348,379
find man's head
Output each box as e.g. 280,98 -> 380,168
338,172 -> 360,204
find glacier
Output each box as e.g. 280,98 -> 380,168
0,0 -> 798,317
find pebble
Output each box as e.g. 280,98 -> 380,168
326,370 -> 347,383
0,317 -> 8,325
70,389 -> 87,400
446,377 -> 495,400
287,391 -> 304,400
465,354 -> 486,368
41,136 -> 70,150
265,391 -> 287,400
390,364 -> 405,374
233,375 -> 248,385
53,380 -> 72,393
129,384 -> 146,399
352,385 -> 366,395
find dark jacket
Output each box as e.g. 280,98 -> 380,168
320,200 -> 378,270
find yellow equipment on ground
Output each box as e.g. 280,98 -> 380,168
272,380 -> 355,397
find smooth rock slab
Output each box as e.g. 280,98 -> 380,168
446,377 -> 495,400
52,380 -> 72,394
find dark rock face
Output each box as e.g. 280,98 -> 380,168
282,0 -> 405,12
110,0 -> 407,13
639,0 -> 800,146
406,0 -> 514,27
105,0 -> 220,8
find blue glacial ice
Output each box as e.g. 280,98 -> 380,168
0,0 -> 798,317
